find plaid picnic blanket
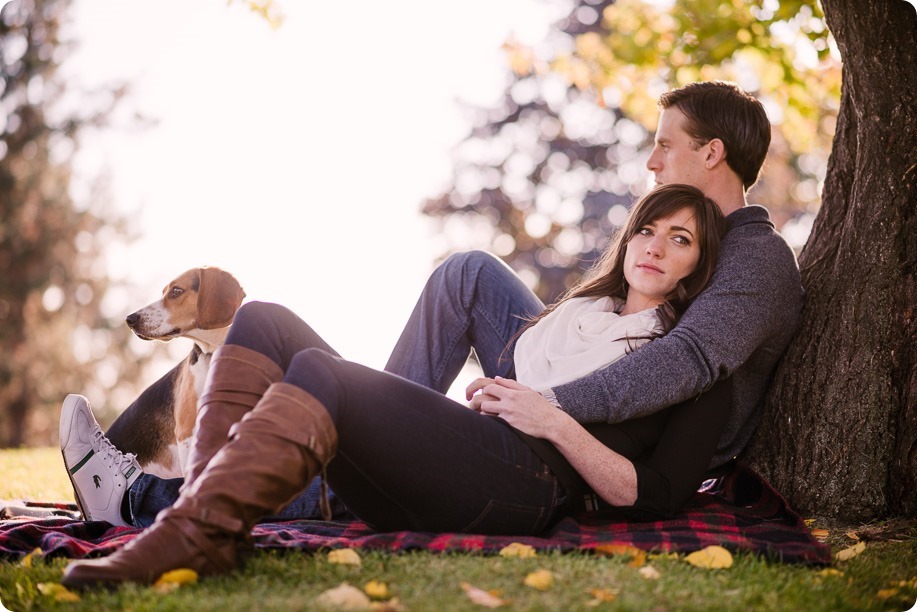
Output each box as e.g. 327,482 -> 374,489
0,463 -> 831,565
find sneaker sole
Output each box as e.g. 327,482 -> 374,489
59,394 -> 92,522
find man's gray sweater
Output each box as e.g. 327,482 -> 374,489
553,205 -> 804,468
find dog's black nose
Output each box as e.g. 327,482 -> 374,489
126,312 -> 140,328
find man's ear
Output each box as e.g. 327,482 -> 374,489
704,138 -> 727,169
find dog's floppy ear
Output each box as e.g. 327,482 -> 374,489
197,267 -> 246,329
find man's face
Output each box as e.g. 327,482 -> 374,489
646,108 -> 711,190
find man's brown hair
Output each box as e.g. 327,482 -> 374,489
659,81 -> 771,190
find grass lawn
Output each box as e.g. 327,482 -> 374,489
0,448 -> 914,611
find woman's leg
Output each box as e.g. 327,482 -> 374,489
225,301 -> 340,364
285,348 -> 562,534
386,251 -> 545,390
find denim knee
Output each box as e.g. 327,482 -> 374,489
439,250 -> 504,280
284,347 -> 342,416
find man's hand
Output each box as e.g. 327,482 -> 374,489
467,377 -> 564,439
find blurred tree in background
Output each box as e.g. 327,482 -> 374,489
423,0 -> 836,303
0,0 -> 149,447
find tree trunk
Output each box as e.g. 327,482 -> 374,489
748,0 -> 917,521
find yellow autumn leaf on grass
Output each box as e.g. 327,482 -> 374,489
811,528 -> 830,539
594,543 -> 646,567
499,542 -> 537,558
461,582 -> 508,608
876,587 -> 899,600
684,545 -> 733,569
364,580 -> 390,599
328,548 -> 362,567
586,587 -> 618,605
153,568 -> 199,594
523,569 -> 554,590
835,541 -> 866,562
316,582 -> 371,609
20,548 -> 42,567
37,583 -> 80,602
818,568 -> 844,577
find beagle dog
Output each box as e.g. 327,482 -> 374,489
105,267 -> 245,479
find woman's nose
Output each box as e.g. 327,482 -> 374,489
646,236 -> 664,257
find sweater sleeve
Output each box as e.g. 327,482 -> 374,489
552,217 -> 803,424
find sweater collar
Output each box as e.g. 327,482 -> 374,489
726,204 -> 774,231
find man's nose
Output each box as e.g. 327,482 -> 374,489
646,148 -> 661,172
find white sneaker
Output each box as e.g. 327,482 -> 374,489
59,394 -> 142,527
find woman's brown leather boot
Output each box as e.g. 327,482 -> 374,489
61,383 -> 337,589
182,344 -> 283,489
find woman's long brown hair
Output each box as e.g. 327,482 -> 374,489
507,183 -> 727,358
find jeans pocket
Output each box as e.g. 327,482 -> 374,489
461,499 -> 549,536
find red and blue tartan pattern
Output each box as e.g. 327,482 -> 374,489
0,463 -> 831,565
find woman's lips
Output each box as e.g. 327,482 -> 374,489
636,263 -> 664,274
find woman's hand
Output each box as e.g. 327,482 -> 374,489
467,377 -> 565,439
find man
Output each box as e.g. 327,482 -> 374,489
61,80 -> 801,547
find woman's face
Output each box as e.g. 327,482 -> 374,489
623,207 -> 702,310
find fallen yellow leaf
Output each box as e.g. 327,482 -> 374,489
364,580 -> 390,600
845,530 -> 860,541
594,543 -> 646,566
804,518 -> 816,527
523,569 -> 554,590
835,541 -> 866,562
639,565 -> 661,580
20,547 -> 43,568
684,545 -> 733,569
589,589 -> 618,603
460,582 -> 508,608
328,548 -> 363,567
811,528 -> 829,539
876,588 -> 899,600
818,568 -> 845,577
152,568 -> 199,594
154,568 -> 199,586
37,583 -> 80,603
499,542 -> 537,558
317,582 -> 372,609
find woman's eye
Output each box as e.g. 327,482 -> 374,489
637,228 -> 653,236
673,236 -> 691,246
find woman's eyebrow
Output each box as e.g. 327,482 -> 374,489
668,224 -> 695,238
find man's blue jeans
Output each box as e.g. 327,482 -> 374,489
128,251 -> 545,527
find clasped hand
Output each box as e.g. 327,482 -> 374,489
465,376 -> 560,440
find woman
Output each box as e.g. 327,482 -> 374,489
62,184 -> 727,588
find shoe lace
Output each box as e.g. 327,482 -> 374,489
91,426 -> 137,473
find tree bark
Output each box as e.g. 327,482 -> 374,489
749,0 -> 917,521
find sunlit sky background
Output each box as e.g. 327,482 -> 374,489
55,0 -> 566,397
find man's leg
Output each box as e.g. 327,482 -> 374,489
129,473 -> 351,528
386,251 -> 545,390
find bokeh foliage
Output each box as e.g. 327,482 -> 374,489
0,0 -> 149,446
424,0 -> 839,303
